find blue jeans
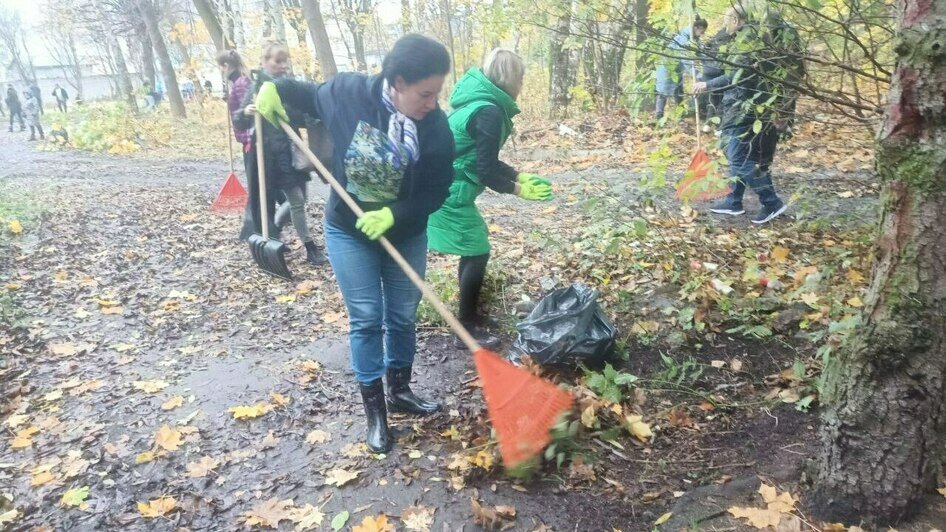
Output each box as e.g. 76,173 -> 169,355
324,222 -> 427,384
724,123 -> 782,209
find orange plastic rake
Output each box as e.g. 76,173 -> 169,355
211,109 -> 248,214
279,120 -> 574,468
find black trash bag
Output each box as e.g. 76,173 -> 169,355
511,283 -> 617,366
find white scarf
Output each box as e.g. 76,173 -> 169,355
381,79 -> 420,169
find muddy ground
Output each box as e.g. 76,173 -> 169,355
3,124 -> 943,531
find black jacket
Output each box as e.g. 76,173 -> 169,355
5,89 -> 21,112
233,73 -> 311,192
469,105 -> 518,194
275,73 -> 454,243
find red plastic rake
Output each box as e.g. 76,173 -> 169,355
211,109 -> 248,214
280,121 -> 574,468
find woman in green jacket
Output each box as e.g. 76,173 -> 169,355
427,49 -> 552,347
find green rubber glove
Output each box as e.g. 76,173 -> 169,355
517,172 -> 551,186
518,181 -> 552,201
256,81 -> 289,126
355,207 -> 395,240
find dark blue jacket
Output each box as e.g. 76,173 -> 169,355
704,23 -> 776,130
276,73 -> 454,243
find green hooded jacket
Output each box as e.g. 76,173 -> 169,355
427,68 -> 520,256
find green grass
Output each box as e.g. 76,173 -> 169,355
0,185 -> 42,235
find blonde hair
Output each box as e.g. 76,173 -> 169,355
261,41 -> 290,63
482,48 -> 526,99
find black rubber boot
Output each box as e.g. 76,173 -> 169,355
359,379 -> 393,453
386,366 -> 441,415
305,241 -> 328,265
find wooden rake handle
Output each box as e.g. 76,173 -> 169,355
279,120 -> 482,354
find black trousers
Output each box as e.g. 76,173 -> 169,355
9,110 -> 24,130
57,100 -> 67,113
458,253 -> 490,326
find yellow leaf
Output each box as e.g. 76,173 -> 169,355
5,283 -> 19,290
440,426 -> 461,441
61,486 -> 90,508
846,296 -> 864,308
44,389 -> 63,401
5,414 -> 28,428
101,306 -> 124,315
800,293 -> 819,307
161,396 -> 185,411
324,468 -> 361,487
0,509 -> 18,524
305,429 -> 331,444
133,380 -> 169,393
31,471 -> 55,487
270,392 -> 290,407
289,503 -> 325,529
728,506 -> 782,528
352,513 -> 395,532
401,505 -> 435,531
939,487 -> 946,498
138,497 -> 176,518
470,450 -> 494,470
276,294 -> 296,304
580,405 -> 597,428
154,425 -> 182,452
759,483 -> 795,513
846,269 -> 865,285
243,498 -> 294,528
625,415 -> 653,442
229,402 -> 273,420
135,451 -> 157,464
11,436 -> 33,449
185,456 -> 219,478
654,511 -> 673,526
771,246 -> 790,263
8,219 -> 23,234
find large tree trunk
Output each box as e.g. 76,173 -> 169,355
300,0 -> 338,78
401,0 -> 412,33
272,0 -> 287,42
138,0 -> 186,118
137,22 -> 157,89
192,0 -> 227,50
811,0 -> 946,525
108,25 -> 138,112
549,1 -> 578,118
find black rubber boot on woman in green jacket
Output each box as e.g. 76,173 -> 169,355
386,366 -> 441,415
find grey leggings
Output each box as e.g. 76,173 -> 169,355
281,184 -> 312,243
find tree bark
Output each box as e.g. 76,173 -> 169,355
272,0 -> 287,42
138,0 -> 186,118
300,0 -> 338,78
107,22 -> 138,112
812,0 -> 946,525
137,22 -> 157,89
401,0 -> 412,33
192,0 -> 227,50
549,1 -> 578,118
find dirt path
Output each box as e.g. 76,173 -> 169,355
0,126 -> 900,531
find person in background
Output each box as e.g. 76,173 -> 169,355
655,18 -> 708,121
203,78 -> 213,94
427,49 -> 552,348
29,82 -> 43,115
217,49 -> 253,161
257,34 -> 455,454
23,90 -> 44,141
6,86 -> 25,132
694,5 -> 787,224
234,42 -> 327,265
52,83 -> 69,113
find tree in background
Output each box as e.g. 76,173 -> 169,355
138,0 -> 186,117
0,7 -> 38,84
41,0 -> 86,100
299,0 -> 338,78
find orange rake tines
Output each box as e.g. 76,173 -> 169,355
474,349 -> 574,467
675,148 -> 730,201
210,172 -> 248,213
278,120 -> 575,469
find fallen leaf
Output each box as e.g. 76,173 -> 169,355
244,498 -> 293,528
654,512 -> 673,526
31,470 -> 55,487
185,456 -> 219,478
101,306 -> 125,315
580,405 -> 597,428
8,219 -> 23,234
260,430 -> 280,449
270,392 -> 290,407
305,429 -> 331,444
625,415 -> 653,442
132,380 -> 170,393
401,505 -> 435,531
138,496 -> 176,518
771,246 -> 790,263
470,449 -> 494,470
44,389 -> 63,401
276,294 -> 296,304
710,278 -> 734,295
331,510 -> 350,530
471,498 -> 516,529
289,503 -> 324,530
229,403 -> 273,420
760,484 -> 796,513
154,425 -> 182,451
846,296 -> 864,308
939,487 -> 946,498
60,486 -> 90,508
135,451 -> 157,464
800,292 -> 819,308
324,468 -> 360,487
728,506 -> 782,528
352,513 -> 395,532
4,414 -> 28,428
0,509 -> 18,524
161,396 -> 185,411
